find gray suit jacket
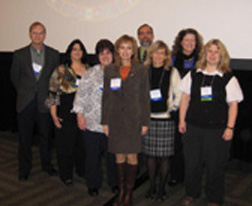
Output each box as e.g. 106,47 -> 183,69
11,45 -> 60,113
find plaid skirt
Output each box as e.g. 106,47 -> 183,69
142,118 -> 175,157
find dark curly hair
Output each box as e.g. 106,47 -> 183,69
95,39 -> 114,63
64,39 -> 88,66
172,28 -> 203,56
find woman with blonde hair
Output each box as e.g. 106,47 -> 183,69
142,40 -> 181,201
179,39 -> 243,206
101,34 -> 150,206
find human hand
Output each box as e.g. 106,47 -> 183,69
141,126 -> 148,136
53,116 -> 63,129
179,120 -> 186,134
77,116 -> 87,131
222,128 -> 233,141
103,125 -> 109,136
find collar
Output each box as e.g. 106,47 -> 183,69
30,44 -> 45,54
177,50 -> 196,60
140,46 -> 150,52
93,64 -> 105,72
196,68 -> 223,77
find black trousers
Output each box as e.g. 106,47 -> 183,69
82,129 -> 117,189
169,110 -> 184,182
183,124 -> 231,204
169,131 -> 184,182
55,94 -> 85,181
55,123 -> 85,181
17,99 -> 53,176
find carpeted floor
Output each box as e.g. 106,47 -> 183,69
0,131 -> 251,206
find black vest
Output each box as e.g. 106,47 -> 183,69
150,66 -> 171,113
186,70 -> 233,128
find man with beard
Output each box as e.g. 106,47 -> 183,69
137,24 -> 154,63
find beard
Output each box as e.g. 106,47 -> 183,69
140,38 -> 152,47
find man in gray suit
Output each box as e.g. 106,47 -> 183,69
11,22 -> 60,181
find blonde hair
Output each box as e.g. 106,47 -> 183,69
196,39 -> 230,73
114,34 -> 138,67
145,40 -> 171,70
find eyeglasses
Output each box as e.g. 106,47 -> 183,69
139,31 -> 153,35
31,31 -> 45,35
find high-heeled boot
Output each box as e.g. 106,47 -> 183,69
123,163 -> 137,206
113,163 -> 125,206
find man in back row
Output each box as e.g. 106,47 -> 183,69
137,24 -> 154,63
11,22 -> 59,181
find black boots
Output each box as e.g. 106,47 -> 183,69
113,163 -> 137,206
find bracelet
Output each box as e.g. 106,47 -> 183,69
226,126 -> 234,130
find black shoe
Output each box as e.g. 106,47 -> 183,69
88,188 -> 99,196
44,168 -> 58,176
62,179 -> 73,187
76,172 -> 85,178
111,186 -> 119,194
18,174 -> 28,181
168,179 -> 178,186
156,190 -> 167,202
145,187 -> 156,199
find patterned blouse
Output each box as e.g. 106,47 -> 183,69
72,64 -> 104,133
46,64 -> 84,107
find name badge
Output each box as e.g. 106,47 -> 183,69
184,59 -> 194,69
74,78 -> 80,87
110,78 -> 121,90
32,62 -> 42,76
99,84 -> 103,91
150,89 -> 162,101
201,86 -> 212,101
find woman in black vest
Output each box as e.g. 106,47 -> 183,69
142,40 -> 181,201
179,39 -> 243,206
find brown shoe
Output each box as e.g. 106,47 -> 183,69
181,196 -> 195,206
208,203 -> 220,206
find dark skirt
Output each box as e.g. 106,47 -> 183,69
142,118 -> 175,157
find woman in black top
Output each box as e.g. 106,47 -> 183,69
143,40 -> 181,201
171,28 -> 203,78
179,39 -> 243,206
169,28 -> 203,186
46,39 -> 88,186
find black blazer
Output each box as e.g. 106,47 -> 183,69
10,45 -> 60,113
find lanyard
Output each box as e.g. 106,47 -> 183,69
201,74 -> 215,87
